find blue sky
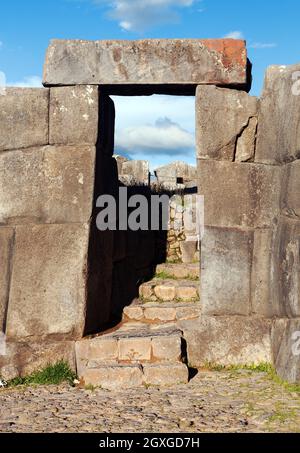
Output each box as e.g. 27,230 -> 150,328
1,0 -> 299,169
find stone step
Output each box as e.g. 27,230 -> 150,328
75,326 -> 189,388
123,302 -> 201,323
156,262 -> 200,280
81,363 -> 189,389
139,278 -> 199,302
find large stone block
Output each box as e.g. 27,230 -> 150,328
143,364 -> 188,386
43,39 -> 248,87
118,337 -> 152,362
0,228 -> 14,332
180,316 -> 272,367
82,365 -> 144,389
6,224 -> 90,340
196,86 -> 258,160
282,160 -> 300,219
256,64 -> 300,164
272,319 -> 300,383
201,227 -> 253,316
0,340 -> 75,381
277,220 -> 300,318
236,117 -> 257,162
251,229 -> 283,318
198,160 -> 282,228
0,88 -> 49,152
152,335 -> 182,362
75,337 -> 118,377
0,145 -> 95,224
49,86 -> 99,145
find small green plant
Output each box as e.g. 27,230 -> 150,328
85,384 -> 98,391
155,271 -> 198,282
155,271 -> 176,280
7,361 -> 76,388
203,362 -> 227,372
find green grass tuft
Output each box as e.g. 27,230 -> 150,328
155,271 -> 199,281
7,361 -> 76,388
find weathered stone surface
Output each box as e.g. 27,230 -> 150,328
114,155 -> 129,174
0,145 -> 95,224
0,340 -> 75,380
176,305 -> 201,321
139,284 -> 153,300
201,227 -> 253,316
0,88 -> 49,152
180,241 -> 197,264
49,86 -> 99,145
144,306 -> 177,322
197,160 -> 282,228
76,338 -> 118,377
82,366 -> 144,389
121,160 -> 149,185
276,220 -> 300,318
143,364 -> 189,386
43,39 -> 248,87
0,228 -> 14,332
282,160 -> 300,219
152,336 -> 182,362
256,64 -> 300,164
196,86 -> 257,160
272,319 -> 300,383
6,224 -> 90,340
176,284 -> 198,302
251,229 -> 282,318
180,316 -> 272,367
155,161 -> 197,186
118,337 -> 152,362
140,279 -> 199,303
123,306 -> 144,321
154,284 -> 176,302
236,117 -> 257,162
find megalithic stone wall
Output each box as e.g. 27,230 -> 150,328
255,65 -> 300,384
0,85 -> 113,378
1,38 -> 299,383
187,65 -> 300,382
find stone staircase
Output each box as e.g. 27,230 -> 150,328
75,262 -> 200,389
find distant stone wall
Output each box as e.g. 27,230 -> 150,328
167,194 -> 199,264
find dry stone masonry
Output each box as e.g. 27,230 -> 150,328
0,39 -> 299,386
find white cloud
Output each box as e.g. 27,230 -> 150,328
116,116 -> 194,155
112,95 -> 196,167
0,41 -> 3,49
7,75 -> 42,88
249,42 -> 277,49
93,0 -> 196,31
224,31 -> 244,40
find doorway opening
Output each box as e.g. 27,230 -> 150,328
84,91 -> 199,336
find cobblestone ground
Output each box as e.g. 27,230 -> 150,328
0,370 -> 299,433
